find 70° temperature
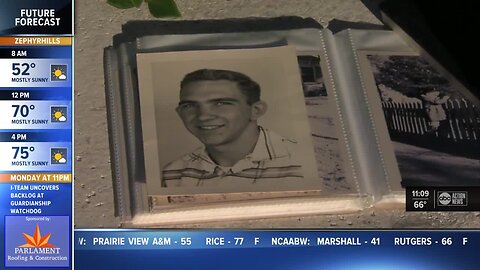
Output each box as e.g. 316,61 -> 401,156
12,104 -> 35,117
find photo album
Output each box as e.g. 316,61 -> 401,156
103,16 -> 480,227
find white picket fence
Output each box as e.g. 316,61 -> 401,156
381,99 -> 480,141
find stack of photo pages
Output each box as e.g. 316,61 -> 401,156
104,16 -> 480,227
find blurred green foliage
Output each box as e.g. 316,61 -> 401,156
107,0 -> 181,17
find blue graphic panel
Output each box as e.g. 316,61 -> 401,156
74,230 -> 480,270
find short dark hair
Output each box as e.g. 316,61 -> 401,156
180,69 -> 261,105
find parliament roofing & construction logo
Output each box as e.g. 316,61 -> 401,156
5,216 -> 70,267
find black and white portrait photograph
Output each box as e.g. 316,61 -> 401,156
365,54 -> 480,186
136,46 -> 320,195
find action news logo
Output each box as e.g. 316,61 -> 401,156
437,191 -> 468,207
4,216 -> 70,267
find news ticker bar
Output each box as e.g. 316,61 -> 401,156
406,187 -> 480,211
75,230 -> 480,250
73,230 -> 480,269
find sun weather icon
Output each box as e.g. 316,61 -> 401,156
51,106 -> 68,122
51,65 -> 68,81
51,148 -> 68,164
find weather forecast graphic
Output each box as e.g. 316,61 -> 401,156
0,1 -> 73,268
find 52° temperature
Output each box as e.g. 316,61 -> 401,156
12,63 -> 36,76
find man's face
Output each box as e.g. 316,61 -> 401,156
176,80 -> 256,147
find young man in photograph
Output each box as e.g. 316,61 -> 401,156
162,69 -> 303,187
